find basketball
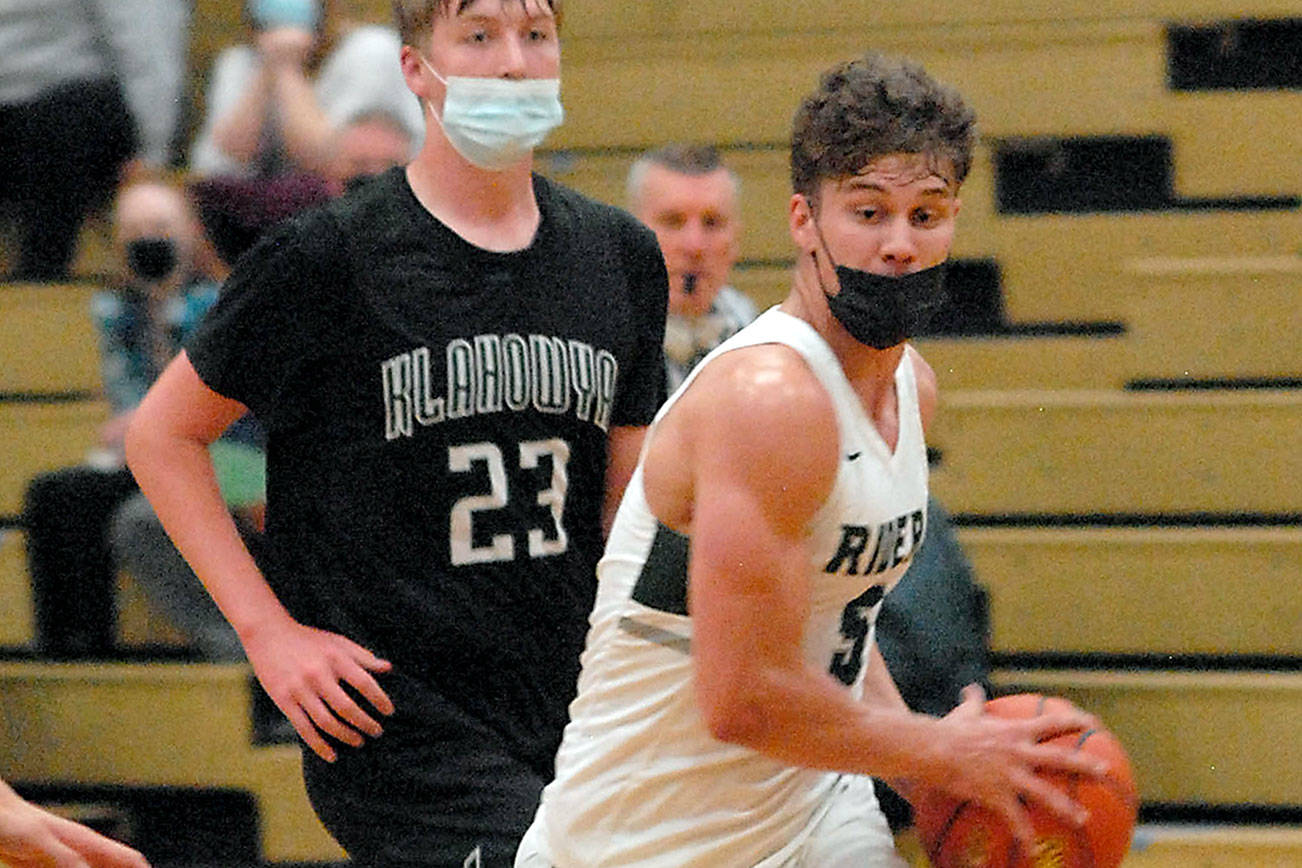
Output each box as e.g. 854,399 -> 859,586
911,693 -> 1138,868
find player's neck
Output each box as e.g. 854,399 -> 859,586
780,273 -> 906,391
405,142 -> 541,253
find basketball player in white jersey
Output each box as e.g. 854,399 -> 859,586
516,53 -> 1105,867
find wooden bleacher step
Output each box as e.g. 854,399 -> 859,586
989,210 -> 1302,322
928,388 -> 1302,515
957,525 -> 1302,658
0,528 -> 33,647
1125,823 -> 1302,868
0,662 -> 344,864
990,668 -> 1302,807
0,399 -> 111,517
0,282 -> 102,394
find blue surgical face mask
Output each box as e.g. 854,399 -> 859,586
247,0 -> 320,31
422,58 -> 563,171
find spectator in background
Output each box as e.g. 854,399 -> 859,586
328,108 -> 417,194
187,0 -> 422,266
0,777 -> 148,868
627,144 -> 757,392
189,0 -> 423,179
874,493 -> 992,831
0,0 -> 188,280
21,180 -> 258,660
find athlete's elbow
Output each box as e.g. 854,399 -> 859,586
699,684 -> 776,748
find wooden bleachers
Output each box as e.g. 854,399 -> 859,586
0,401 -> 111,517
0,530 -> 33,648
0,283 -> 102,394
991,669 -> 1302,806
988,210 -> 1302,323
929,389 -> 1302,514
958,526 -> 1302,657
0,661 -> 345,864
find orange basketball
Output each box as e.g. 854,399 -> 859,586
911,693 -> 1138,868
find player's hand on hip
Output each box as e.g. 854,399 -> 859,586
927,685 -> 1107,849
241,618 -> 394,762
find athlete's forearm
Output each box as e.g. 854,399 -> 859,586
704,653 -> 950,785
127,423 -> 289,638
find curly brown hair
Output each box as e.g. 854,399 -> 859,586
391,0 -> 562,48
790,53 -> 976,202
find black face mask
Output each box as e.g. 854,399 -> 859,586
820,256 -> 949,349
125,238 -> 178,282
809,214 -> 949,349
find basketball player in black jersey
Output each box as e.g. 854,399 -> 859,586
124,1 -> 667,864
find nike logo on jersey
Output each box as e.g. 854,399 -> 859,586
846,451 -> 862,461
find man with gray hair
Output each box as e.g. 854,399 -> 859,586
627,144 -> 758,391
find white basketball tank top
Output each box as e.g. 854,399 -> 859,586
534,308 -> 930,867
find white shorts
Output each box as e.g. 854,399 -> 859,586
515,774 -> 907,868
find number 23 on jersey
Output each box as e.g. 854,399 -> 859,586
448,439 -> 571,566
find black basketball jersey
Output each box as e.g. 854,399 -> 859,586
187,167 -> 667,760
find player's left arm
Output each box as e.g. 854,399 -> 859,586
603,424 -> 647,536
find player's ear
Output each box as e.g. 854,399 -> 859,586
788,193 -> 817,255
399,44 -> 432,98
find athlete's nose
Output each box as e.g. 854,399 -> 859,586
499,33 -> 529,79
878,217 -> 917,271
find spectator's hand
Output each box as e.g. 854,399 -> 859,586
923,685 -> 1106,850
240,616 -> 394,762
0,780 -> 149,868
257,26 -> 316,71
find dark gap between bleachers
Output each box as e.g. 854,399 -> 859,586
1141,803 -> 1302,825
994,135 -> 1300,214
992,651 -> 1302,673
952,512 -> 1302,528
1126,376 -> 1302,391
1168,18 -> 1302,91
0,390 -> 99,403
10,783 -> 260,865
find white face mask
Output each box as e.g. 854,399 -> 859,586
422,58 -> 563,171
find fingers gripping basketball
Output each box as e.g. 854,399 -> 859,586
912,693 -> 1138,868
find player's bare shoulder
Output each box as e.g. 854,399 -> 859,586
645,343 -> 841,530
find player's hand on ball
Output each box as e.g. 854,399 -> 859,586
926,685 -> 1107,849
240,615 -> 394,762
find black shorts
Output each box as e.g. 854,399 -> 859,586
302,685 -> 548,868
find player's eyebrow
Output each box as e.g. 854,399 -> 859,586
842,177 -> 952,197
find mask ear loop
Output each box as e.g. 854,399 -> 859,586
802,195 -> 839,299
420,56 -> 449,133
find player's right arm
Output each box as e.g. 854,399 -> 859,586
664,347 -> 1103,848
125,352 -> 393,762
